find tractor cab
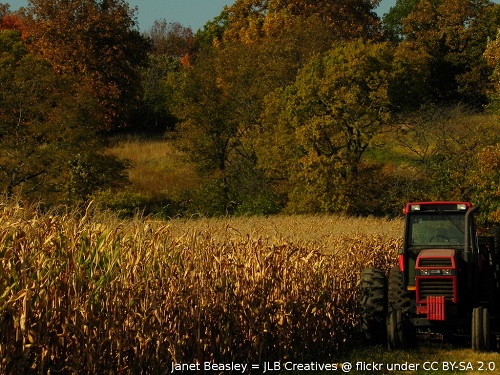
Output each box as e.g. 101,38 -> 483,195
401,202 -> 470,292
401,203 -> 475,328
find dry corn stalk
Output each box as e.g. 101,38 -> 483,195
0,202 -> 401,374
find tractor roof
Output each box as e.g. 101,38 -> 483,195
404,202 -> 471,214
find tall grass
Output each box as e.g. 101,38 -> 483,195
0,202 -> 402,373
107,136 -> 199,199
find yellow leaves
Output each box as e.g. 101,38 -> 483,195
222,0 -> 381,46
485,29 -> 500,64
261,11 -> 288,36
477,144 -> 500,172
484,29 -> 500,96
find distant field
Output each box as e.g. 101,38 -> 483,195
107,135 -> 199,199
164,214 -> 403,248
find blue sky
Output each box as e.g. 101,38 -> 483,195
4,0 -> 398,31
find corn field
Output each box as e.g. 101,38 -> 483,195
0,202 -> 402,374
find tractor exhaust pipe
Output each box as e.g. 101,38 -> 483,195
464,204 -> 481,291
464,204 -> 481,264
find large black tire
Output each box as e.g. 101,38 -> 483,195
483,307 -> 490,351
387,267 -> 414,349
472,307 -> 491,351
472,307 -> 490,351
472,307 -> 483,351
360,268 -> 387,344
387,309 -> 404,349
388,267 -> 411,315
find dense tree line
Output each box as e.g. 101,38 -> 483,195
2,0 -> 500,220
0,0 -> 140,204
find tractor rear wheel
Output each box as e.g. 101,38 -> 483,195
360,268 -> 387,344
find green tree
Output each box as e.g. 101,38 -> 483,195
195,7 -> 230,47
25,0 -> 149,131
258,40 -> 393,214
382,0 -> 419,43
395,0 -> 500,107
169,0 -> 386,215
137,20 -> 194,132
169,40 -> 289,215
0,30 -> 127,202
168,46 -> 239,201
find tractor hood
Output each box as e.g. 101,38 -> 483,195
416,249 -> 456,269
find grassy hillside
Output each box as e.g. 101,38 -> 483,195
107,135 -> 199,200
104,110 -> 500,219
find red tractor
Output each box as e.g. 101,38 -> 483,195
360,202 -> 500,350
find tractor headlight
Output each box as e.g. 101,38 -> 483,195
421,269 -> 430,275
441,269 -> 451,276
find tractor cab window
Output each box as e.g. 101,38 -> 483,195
409,213 -> 466,246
